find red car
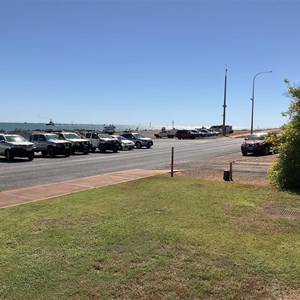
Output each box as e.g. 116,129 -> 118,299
241,133 -> 271,156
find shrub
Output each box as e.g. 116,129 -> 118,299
268,80 -> 300,189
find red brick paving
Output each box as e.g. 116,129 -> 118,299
0,169 -> 169,208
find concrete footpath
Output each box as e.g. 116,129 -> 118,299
0,169 -> 169,209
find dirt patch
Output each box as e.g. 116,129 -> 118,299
176,152 -> 278,186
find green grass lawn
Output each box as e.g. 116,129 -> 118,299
1,175 -> 300,299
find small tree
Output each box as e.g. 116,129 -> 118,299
268,80 -> 300,189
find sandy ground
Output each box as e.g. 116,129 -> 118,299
176,152 -> 278,186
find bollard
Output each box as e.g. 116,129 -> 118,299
229,162 -> 233,181
171,147 -> 174,177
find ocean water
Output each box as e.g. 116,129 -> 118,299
0,122 -> 142,133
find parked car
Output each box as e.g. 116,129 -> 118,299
0,134 -> 35,161
121,132 -> 153,149
241,133 -> 271,156
84,132 -> 119,153
197,129 -> 213,137
154,127 -> 177,138
111,135 -> 135,150
207,129 -> 220,136
56,132 -> 90,154
175,130 -> 202,139
29,133 -> 72,157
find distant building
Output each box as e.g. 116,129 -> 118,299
210,125 -> 233,134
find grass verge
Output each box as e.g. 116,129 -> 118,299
0,175 -> 300,299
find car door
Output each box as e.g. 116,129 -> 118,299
37,135 -> 47,151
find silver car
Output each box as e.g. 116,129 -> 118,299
112,135 -> 135,150
121,132 -> 153,149
0,134 -> 36,161
30,133 -> 72,157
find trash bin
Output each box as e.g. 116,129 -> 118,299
223,170 -> 230,181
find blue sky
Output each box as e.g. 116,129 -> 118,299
0,0 -> 299,129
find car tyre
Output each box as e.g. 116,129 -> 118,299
5,150 -> 13,161
28,152 -> 34,161
264,146 -> 270,156
99,144 -> 105,153
41,150 -> 47,156
242,151 -> 247,156
146,142 -> 152,148
48,147 -> 55,158
135,141 -> 142,149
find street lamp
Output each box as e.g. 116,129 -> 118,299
250,70 -> 272,134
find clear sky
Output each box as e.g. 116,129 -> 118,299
0,0 -> 299,129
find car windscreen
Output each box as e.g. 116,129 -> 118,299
133,134 -> 145,138
46,134 -> 60,141
63,133 -> 80,139
98,134 -> 111,138
5,135 -> 27,142
248,135 -> 266,140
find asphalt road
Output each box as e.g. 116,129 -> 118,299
0,136 -> 243,191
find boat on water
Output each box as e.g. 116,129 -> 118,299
103,124 -> 115,134
46,119 -> 55,126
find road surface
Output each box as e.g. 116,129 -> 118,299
0,137 -> 243,191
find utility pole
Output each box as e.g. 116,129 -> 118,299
250,70 -> 272,134
222,68 -> 228,136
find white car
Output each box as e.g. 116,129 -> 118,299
112,135 -> 135,150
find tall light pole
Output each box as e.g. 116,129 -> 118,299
250,70 -> 272,134
222,68 -> 228,136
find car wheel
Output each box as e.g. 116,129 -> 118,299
242,151 -> 247,156
177,136 -> 182,140
41,150 -> 47,156
91,147 -> 96,153
48,147 -> 55,158
65,150 -> 70,157
135,141 -> 142,149
70,147 -> 75,155
99,144 -> 105,153
5,150 -> 13,161
264,146 -> 270,155
113,147 -> 118,153
28,152 -> 34,161
83,149 -> 89,155
146,142 -> 152,148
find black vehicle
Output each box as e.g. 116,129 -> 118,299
175,130 -> 202,139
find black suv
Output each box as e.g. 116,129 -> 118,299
175,130 -> 202,139
56,132 -> 91,154
29,133 -> 72,157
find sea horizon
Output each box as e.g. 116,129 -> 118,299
0,122 -> 146,133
